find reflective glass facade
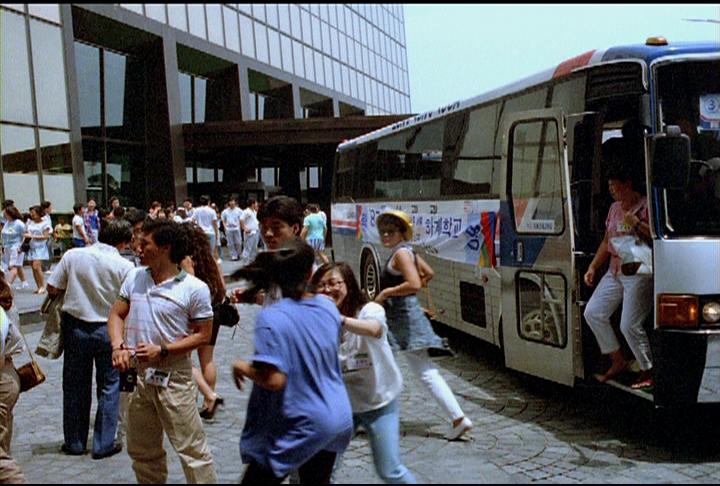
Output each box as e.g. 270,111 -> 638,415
0,4 -> 409,213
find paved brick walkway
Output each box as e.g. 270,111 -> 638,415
9,261 -> 720,483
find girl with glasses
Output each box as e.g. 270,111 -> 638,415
312,261 -> 417,483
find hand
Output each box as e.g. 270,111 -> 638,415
584,267 -> 596,287
373,290 -> 386,304
230,287 -> 248,304
233,360 -> 248,390
112,349 -> 131,372
134,342 -> 161,363
622,211 -> 639,229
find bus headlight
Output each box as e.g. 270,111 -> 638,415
657,295 -> 699,328
703,302 -> 720,324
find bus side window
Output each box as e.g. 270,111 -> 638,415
441,108 -> 499,197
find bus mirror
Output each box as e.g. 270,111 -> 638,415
651,125 -> 691,189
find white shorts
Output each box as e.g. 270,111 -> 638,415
5,247 -> 25,267
307,238 -> 325,252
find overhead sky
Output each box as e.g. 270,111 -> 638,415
403,4 -> 720,114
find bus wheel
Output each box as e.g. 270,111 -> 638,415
361,254 -> 379,300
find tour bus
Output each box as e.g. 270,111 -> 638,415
331,37 -> 720,408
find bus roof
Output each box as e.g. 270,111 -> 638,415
338,39 -> 720,152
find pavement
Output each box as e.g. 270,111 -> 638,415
9,259 -> 720,483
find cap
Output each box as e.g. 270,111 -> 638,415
376,210 -> 413,241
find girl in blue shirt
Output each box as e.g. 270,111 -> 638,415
232,239 -> 352,484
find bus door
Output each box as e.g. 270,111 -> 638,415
499,108 -> 579,386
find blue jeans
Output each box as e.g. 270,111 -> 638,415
61,312 -> 120,455
343,399 -> 417,484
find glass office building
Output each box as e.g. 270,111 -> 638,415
0,4 -> 410,213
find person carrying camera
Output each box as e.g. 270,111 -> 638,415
46,218 -> 135,459
108,219 -> 217,484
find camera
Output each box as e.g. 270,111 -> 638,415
119,368 -> 138,392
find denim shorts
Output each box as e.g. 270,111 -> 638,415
383,294 -> 444,352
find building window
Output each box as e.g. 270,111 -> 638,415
75,40 -> 147,209
0,7 -> 72,211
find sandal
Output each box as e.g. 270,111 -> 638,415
631,369 -> 654,390
631,377 -> 654,390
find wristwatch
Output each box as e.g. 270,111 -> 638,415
160,341 -> 169,359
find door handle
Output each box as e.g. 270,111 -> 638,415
517,241 -> 524,263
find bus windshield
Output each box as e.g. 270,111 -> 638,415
656,58 -> 720,237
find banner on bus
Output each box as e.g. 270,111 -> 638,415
333,201 -> 500,268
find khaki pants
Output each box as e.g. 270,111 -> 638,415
0,359 -> 28,484
127,355 -> 217,484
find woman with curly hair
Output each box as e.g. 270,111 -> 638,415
178,223 -> 228,419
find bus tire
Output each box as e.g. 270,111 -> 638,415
361,253 -> 380,300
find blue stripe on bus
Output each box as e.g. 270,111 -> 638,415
332,226 -> 358,237
498,201 -> 549,268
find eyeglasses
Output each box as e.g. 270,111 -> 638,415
316,280 -> 345,291
379,228 -> 399,236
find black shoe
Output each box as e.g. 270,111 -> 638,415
92,444 -> 123,460
61,444 -> 86,456
199,396 -> 223,420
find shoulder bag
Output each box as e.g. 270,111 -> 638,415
414,253 -> 454,357
16,324 -> 47,392
213,296 -> 240,328
35,290 -> 65,359
20,238 -> 31,254
609,207 -> 652,276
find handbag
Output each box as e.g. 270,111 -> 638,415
611,234 -> 653,276
16,322 -> 47,392
213,297 -> 240,328
20,238 -> 31,254
35,290 -> 65,359
414,253 -> 455,357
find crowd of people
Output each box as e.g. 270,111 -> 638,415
1,194 -> 473,484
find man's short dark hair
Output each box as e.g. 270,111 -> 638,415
199,195 -> 210,206
98,219 -> 133,246
257,196 -> 304,228
141,219 -> 187,264
73,202 -> 84,215
112,206 -> 126,219
123,208 -> 146,226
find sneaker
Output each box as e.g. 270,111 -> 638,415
19,281 -> 29,290
446,416 -> 472,441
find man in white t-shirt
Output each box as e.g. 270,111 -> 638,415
48,219 -> 135,459
221,197 -> 243,261
71,202 -> 91,248
108,219 -> 217,483
190,195 -> 220,258
240,199 -> 260,264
